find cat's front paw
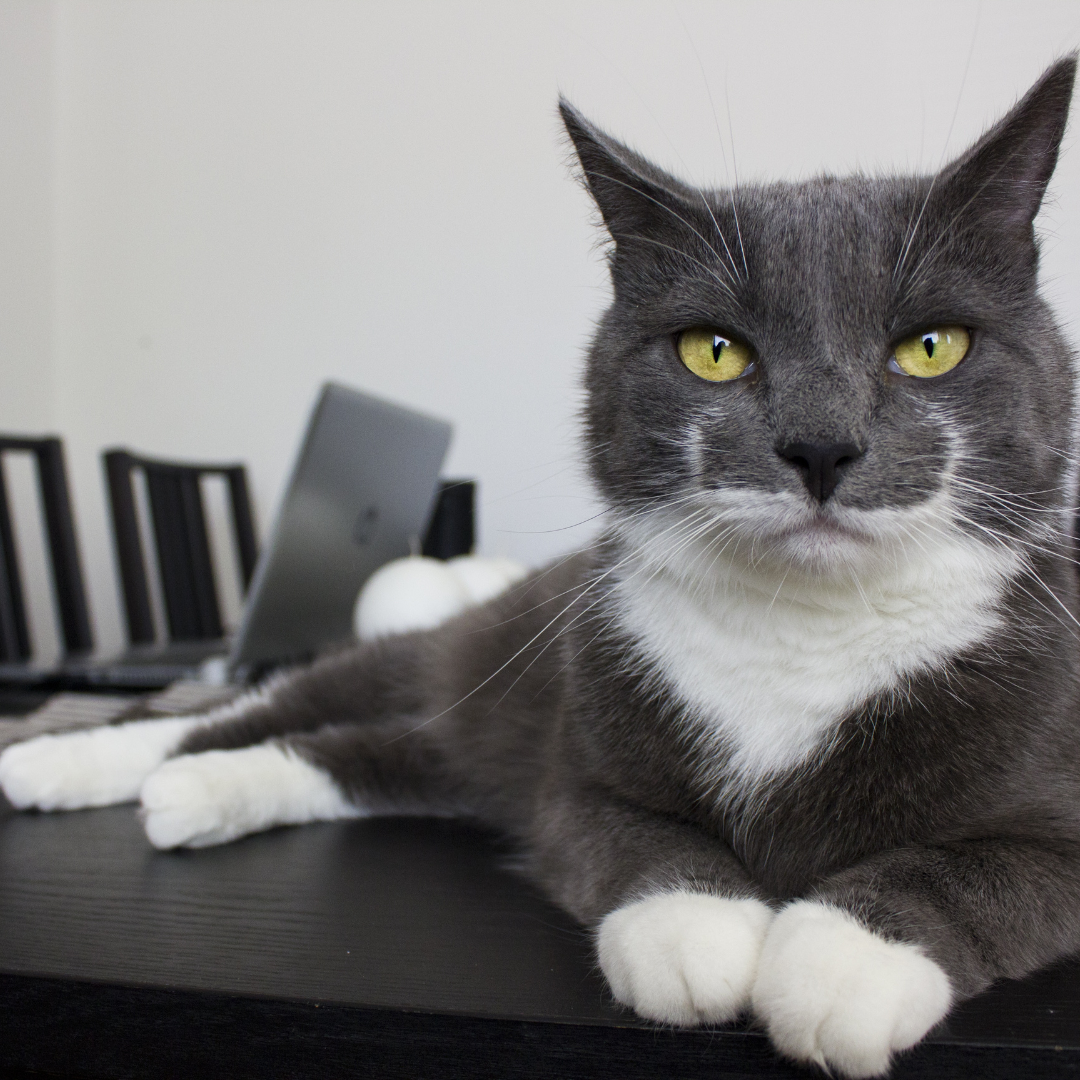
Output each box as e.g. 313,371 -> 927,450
140,743 -> 360,849
597,892 -> 774,1025
0,718 -> 199,811
751,901 -> 952,1079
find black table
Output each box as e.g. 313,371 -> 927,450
0,799 -> 1077,1079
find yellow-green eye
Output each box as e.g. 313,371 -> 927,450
677,328 -> 754,382
892,326 -> 970,378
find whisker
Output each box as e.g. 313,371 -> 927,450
590,171 -> 740,290
385,502 -> 722,742
894,17 -> 978,284
620,232 -> 737,297
674,9 -> 747,284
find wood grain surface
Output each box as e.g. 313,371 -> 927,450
0,798 -> 1077,1078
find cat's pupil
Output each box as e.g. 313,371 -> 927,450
713,335 -> 727,363
922,333 -> 936,358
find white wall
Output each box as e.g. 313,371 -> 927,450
3,0 -> 1080,654
0,0 -> 53,434
0,1 -> 59,659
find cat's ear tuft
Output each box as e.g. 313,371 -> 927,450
939,55 -> 1076,236
559,99 -> 695,245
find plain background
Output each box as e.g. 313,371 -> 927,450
2,0 -> 1079,656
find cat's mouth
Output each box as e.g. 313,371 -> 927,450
763,511 -> 880,570
774,515 -> 868,542
694,488 -> 880,565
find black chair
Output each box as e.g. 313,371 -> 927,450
103,450 -> 258,646
0,436 -> 93,663
422,479 -> 476,560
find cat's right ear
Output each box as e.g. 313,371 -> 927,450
935,55 -> 1076,241
559,100 -> 696,245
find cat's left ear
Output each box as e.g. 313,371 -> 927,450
937,55 -> 1076,239
559,99 -> 698,246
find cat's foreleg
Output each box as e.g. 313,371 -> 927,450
0,638 -> 425,815
139,739 -> 364,848
140,716 -> 454,849
0,674 -> 299,812
751,839 -> 1080,1078
530,787 -> 774,1026
176,640 -> 427,757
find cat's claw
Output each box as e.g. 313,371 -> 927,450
0,718 -> 199,811
140,744 -> 362,849
751,901 -> 952,1079
597,892 -> 774,1025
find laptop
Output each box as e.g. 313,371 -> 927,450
12,383 -> 452,691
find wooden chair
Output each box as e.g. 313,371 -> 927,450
0,436 -> 93,663
103,450 -> 258,645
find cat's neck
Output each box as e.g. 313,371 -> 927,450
605,508 -> 1025,783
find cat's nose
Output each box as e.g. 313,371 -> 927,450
777,441 -> 864,503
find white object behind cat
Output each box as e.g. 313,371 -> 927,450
354,555 -> 527,640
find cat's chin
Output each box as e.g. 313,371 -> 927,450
768,519 -> 877,573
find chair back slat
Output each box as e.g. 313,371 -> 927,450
226,468 -> 259,588
103,451 -> 155,644
145,468 -> 222,641
177,470 -> 223,636
0,466 -> 31,662
33,438 -> 93,653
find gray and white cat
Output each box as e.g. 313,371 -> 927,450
3,58 -> 1079,1079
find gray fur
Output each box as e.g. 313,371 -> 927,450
181,59 -> 1080,1023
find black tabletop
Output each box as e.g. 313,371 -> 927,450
0,799 -> 1077,1079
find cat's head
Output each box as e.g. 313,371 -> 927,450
564,58 -> 1077,581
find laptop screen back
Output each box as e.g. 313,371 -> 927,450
230,383 -> 451,671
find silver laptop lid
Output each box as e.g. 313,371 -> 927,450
230,383 -> 451,671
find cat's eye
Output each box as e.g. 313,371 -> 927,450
677,328 -> 754,382
890,326 -> 970,379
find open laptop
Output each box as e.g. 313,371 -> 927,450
61,383 -> 452,689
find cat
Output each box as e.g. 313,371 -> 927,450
2,57 -> 1079,1079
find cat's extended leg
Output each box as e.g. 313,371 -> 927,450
140,740 -> 363,848
0,638 -> 427,813
139,715 -> 455,849
0,673 -> 310,812
750,838 -> 1080,1078
174,640 -> 430,756
529,784 -> 775,1026
0,675 -> 300,812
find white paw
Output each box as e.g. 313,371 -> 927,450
751,901 -> 953,1079
140,743 -> 362,849
597,892 -> 775,1025
0,717 -> 201,811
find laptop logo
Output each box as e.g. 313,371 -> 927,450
352,504 -> 380,546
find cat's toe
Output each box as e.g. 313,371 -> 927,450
597,892 -> 774,1025
751,901 -> 952,1079
0,718 -> 197,811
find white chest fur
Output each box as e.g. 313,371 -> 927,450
611,520 -> 1022,783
